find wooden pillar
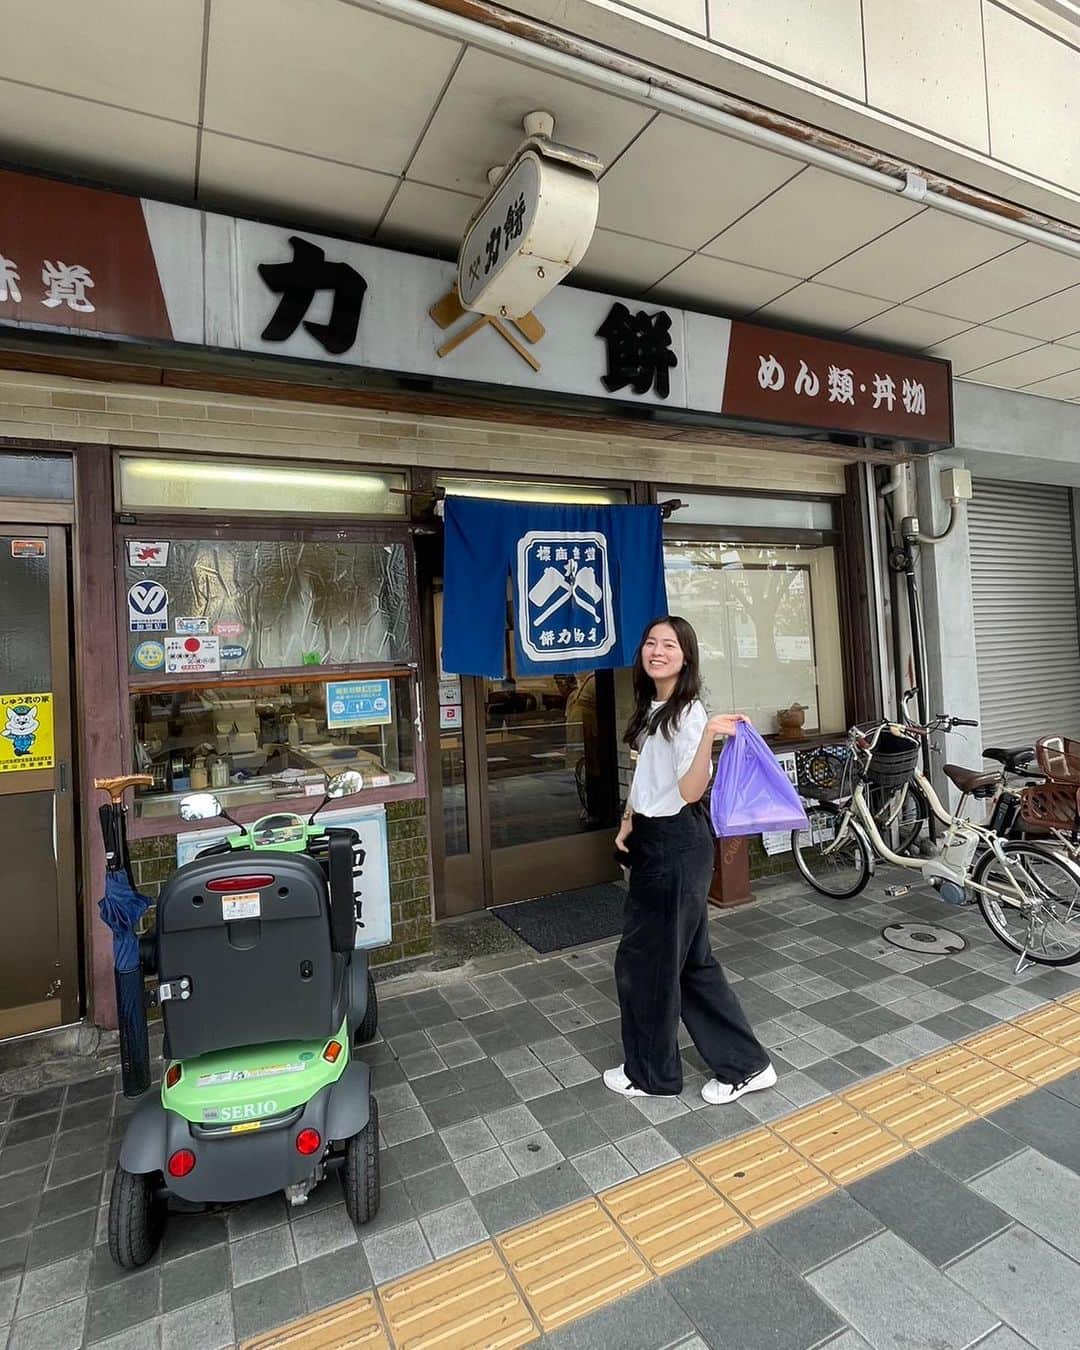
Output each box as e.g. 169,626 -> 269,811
73,444 -> 125,1030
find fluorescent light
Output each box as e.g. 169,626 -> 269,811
441,481 -> 619,505
124,459 -> 390,493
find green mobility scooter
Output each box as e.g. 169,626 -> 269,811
106,771 -> 380,1268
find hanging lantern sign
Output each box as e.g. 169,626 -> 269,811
457,112 -> 602,319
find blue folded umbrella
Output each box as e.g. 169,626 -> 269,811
98,867 -> 151,972
97,842 -> 153,1097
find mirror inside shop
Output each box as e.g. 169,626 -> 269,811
130,679 -> 415,819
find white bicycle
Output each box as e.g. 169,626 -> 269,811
792,713 -> 1080,969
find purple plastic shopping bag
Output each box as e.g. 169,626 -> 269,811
710,722 -> 810,838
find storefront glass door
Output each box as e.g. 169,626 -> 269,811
0,525 -> 78,1035
431,592 -> 620,914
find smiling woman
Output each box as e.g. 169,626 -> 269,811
606,615 -> 775,1106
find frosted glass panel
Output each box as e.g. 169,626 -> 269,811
0,451 -> 73,500
666,492 -> 835,530
664,542 -> 845,734
124,538 -> 412,672
0,538 -> 51,693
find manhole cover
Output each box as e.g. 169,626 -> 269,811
881,923 -> 966,955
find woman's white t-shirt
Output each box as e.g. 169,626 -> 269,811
627,699 -> 708,818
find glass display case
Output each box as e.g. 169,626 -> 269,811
130,674 -> 416,820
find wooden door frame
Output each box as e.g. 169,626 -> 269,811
0,519 -> 79,1030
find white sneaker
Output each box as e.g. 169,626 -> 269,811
701,1062 -> 778,1105
603,1064 -> 652,1097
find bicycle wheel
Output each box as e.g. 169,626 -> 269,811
868,780 -> 929,855
792,805 -> 872,900
972,841 -> 1080,965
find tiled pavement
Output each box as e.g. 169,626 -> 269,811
2,871 -> 1080,1348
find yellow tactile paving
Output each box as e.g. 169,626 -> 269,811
842,1070 -> 975,1147
690,1126 -> 833,1227
1061,990 -> 1080,1012
379,1242 -> 537,1350
599,1159 -> 749,1274
497,1198 -> 652,1332
1015,1002 -> 1080,1054
243,1291 -> 389,1349
773,1096 -> 907,1184
906,1045 -> 1034,1115
965,1021 -> 1080,1085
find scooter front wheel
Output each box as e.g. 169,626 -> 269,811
343,1095 -> 380,1227
108,1165 -> 166,1269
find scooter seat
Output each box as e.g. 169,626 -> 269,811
155,850 -> 346,1062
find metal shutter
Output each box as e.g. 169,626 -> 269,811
969,478 -> 1080,747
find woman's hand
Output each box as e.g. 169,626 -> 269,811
615,814 -> 633,854
705,713 -> 750,740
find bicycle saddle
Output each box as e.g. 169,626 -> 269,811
983,746 -> 1035,773
944,763 -> 1002,797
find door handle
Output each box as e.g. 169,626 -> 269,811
57,761 -> 68,793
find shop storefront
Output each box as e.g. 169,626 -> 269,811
0,167 -> 953,1035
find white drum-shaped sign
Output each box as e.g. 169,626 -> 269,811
457,150 -> 599,318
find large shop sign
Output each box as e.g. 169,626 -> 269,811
0,168 -> 952,447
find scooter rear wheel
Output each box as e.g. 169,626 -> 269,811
108,1166 -> 165,1269
356,972 -> 378,1045
343,1095 -> 380,1227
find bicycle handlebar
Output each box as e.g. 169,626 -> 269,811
896,691 -> 978,736
854,709 -> 979,747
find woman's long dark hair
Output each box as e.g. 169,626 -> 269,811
623,615 -> 702,747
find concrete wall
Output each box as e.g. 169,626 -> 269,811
952,381 -> 1080,487
505,0 -> 1080,226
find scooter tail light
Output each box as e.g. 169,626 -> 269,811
167,1149 -> 196,1178
296,1128 -> 322,1156
165,1064 -> 182,1089
322,1040 -> 343,1063
205,875 -> 275,893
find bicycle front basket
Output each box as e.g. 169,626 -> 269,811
796,744 -> 853,804
865,730 -> 920,790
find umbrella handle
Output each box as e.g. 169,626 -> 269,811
95,774 -> 153,805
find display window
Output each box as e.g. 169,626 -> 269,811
117,500 -> 420,825
661,491 -> 847,740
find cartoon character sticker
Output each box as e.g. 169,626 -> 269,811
4,704 -> 38,755
0,693 -> 55,772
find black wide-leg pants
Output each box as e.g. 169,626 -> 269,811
614,804 -> 769,1095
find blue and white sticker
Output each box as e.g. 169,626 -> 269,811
132,640 -> 166,672
174,616 -> 210,635
220,644 -> 246,661
127,581 -> 168,633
